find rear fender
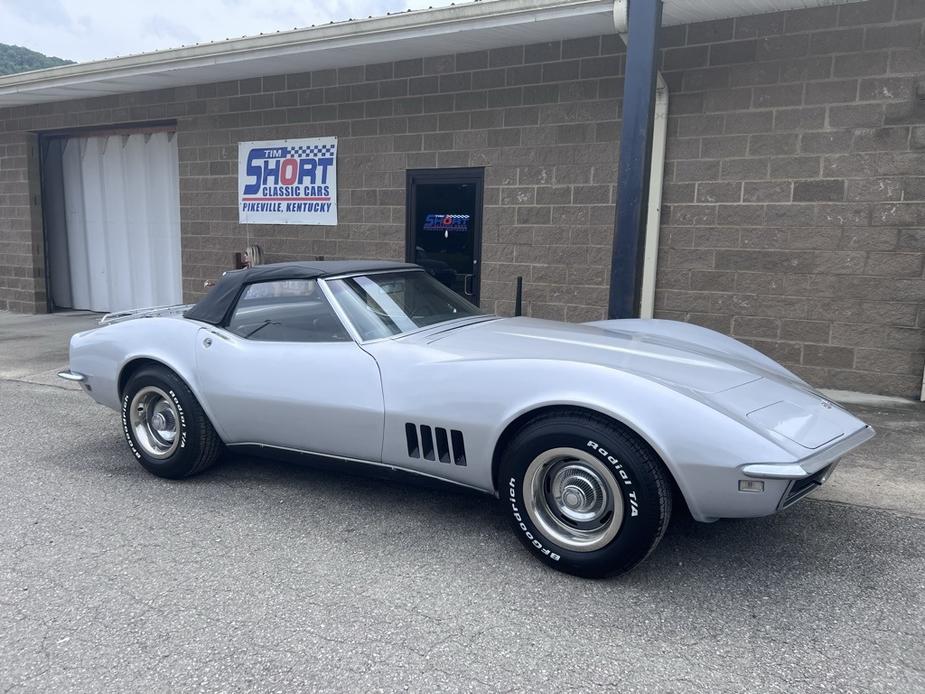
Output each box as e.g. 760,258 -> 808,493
68,317 -> 230,442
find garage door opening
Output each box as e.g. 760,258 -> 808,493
41,130 -> 182,313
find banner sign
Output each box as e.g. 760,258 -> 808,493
238,137 -> 337,225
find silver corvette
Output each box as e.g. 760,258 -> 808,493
61,261 -> 874,577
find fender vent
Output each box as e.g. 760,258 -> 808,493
435,428 -> 450,463
450,429 -> 466,466
405,423 -> 467,466
405,423 -> 420,458
420,425 -> 435,461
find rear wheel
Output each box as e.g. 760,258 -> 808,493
499,411 -> 672,578
121,366 -> 222,479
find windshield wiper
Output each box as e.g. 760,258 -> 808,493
243,319 -> 278,338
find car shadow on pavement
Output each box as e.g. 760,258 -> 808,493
64,435 -> 902,591
206,448 -> 885,585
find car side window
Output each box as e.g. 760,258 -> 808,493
226,279 -> 351,343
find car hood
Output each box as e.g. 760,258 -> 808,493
419,317 -> 798,396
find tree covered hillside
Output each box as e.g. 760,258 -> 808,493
0,43 -> 73,76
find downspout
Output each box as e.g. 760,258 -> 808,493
639,73 -> 668,319
613,0 -> 668,319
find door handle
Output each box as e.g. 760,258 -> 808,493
464,274 -> 474,296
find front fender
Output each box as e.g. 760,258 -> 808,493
481,360 -> 795,521
369,336 -> 794,519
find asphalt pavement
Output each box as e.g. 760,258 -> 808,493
1,310 -> 923,692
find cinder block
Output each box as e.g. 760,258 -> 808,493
803,344 -> 854,368
710,40 -> 757,65
689,19 -> 735,45
780,319 -> 832,344
805,79 -> 859,104
743,181 -> 792,203
897,0 -> 925,19
756,34 -> 809,62
838,0 -> 894,26
801,131 -> 853,154
810,29 -> 864,55
793,179 -> 845,202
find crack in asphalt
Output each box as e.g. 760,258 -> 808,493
0,376 -> 79,392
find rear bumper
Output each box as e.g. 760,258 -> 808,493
57,370 -> 86,383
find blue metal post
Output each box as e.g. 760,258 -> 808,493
608,0 -> 663,319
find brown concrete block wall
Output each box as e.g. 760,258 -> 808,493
0,131 -> 45,313
658,0 -> 925,395
0,39 -> 627,323
0,0 -> 922,395
173,35 -> 627,325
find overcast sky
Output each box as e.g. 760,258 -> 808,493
0,0 -> 458,63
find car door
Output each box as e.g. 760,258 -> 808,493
194,278 -> 384,461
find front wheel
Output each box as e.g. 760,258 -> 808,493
121,366 -> 223,479
499,411 -> 672,578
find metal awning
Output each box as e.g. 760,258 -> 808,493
0,0 -> 861,109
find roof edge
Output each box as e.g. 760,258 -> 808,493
0,0 -> 610,96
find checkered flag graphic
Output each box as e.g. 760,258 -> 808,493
287,143 -> 336,158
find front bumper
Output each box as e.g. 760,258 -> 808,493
682,425 -> 875,522
757,425 -> 874,512
741,425 -> 875,481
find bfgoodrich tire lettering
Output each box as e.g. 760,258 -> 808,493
499,411 -> 672,578
121,366 -> 223,479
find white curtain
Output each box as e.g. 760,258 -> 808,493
56,132 -> 182,313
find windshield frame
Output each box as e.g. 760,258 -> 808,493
318,268 -> 494,344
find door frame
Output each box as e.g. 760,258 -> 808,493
405,167 -> 484,306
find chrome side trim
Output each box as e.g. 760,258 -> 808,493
57,370 -> 86,382
316,278 -> 365,344
741,425 -> 875,480
321,267 -> 426,281
359,315 -> 495,345
100,303 -> 191,325
226,442 -> 491,494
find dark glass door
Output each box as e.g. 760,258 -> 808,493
406,168 -> 483,306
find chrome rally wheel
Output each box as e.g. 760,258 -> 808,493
523,448 -> 624,552
129,386 -> 180,459
499,411 -> 672,578
121,366 -> 223,479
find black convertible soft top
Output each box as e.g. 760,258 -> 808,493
184,260 -> 419,326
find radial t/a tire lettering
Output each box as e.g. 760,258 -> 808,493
499,411 -> 672,578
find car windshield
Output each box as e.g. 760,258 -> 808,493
326,270 -> 483,340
